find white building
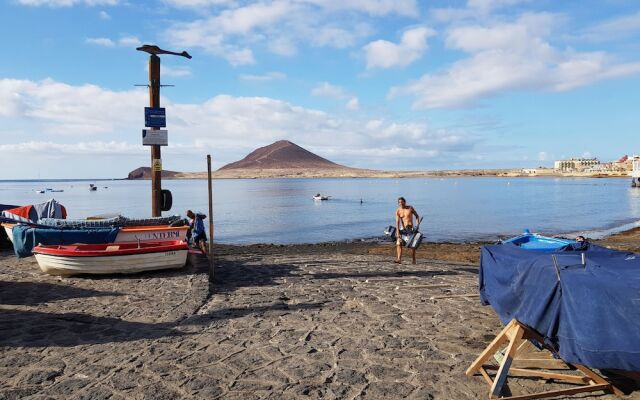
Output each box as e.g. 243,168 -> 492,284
553,158 -> 600,172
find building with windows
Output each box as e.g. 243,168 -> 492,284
553,158 -> 600,172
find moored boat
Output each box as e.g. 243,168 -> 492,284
501,229 -> 573,252
313,193 -> 331,201
32,240 -> 189,275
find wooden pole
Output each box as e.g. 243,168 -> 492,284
207,154 -> 214,282
149,54 -> 162,217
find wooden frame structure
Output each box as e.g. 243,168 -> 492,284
466,319 -> 623,399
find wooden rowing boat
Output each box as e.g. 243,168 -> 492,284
32,240 -> 189,276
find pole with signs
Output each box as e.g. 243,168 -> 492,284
207,154 -> 214,282
149,54 -> 162,217
136,44 -> 191,217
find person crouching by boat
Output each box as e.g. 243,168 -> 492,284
395,197 -> 420,264
186,210 -> 208,254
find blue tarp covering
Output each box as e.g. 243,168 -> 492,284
12,225 -> 120,258
480,242 -> 640,371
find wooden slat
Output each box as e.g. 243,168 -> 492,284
466,320 -> 516,376
491,324 -> 525,398
495,383 -> 610,400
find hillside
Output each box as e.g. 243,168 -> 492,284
218,140 -> 347,170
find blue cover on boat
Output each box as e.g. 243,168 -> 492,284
12,225 -> 120,258
479,242 -> 640,371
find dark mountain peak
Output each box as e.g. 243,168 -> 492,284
218,140 -> 345,170
127,167 -> 180,180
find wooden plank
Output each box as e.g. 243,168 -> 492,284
511,359 -> 568,370
496,383 -> 610,400
479,367 -> 494,386
491,324 -> 525,398
506,368 -> 589,384
466,320 -> 516,376
573,364 -> 623,396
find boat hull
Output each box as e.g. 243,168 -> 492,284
33,241 -> 188,275
114,226 -> 188,243
2,223 -> 15,244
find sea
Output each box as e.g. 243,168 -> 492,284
1,177 -> 639,244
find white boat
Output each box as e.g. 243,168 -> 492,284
313,193 -> 331,201
114,225 -> 188,242
1,223 -> 188,246
32,240 -> 189,275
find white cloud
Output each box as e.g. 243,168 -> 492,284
18,0 -> 118,6
161,65 -> 192,77
311,82 -> 349,99
0,78 -> 144,135
239,72 -> 286,82
346,97 -> 359,110
0,78 -> 476,176
391,13 -> 640,108
301,0 -> 418,17
364,27 -> 435,69
118,36 -> 142,47
99,10 -> 110,19
163,0 -> 415,65
86,36 -> 142,48
85,37 -> 115,47
581,12 -> 640,42
311,82 -> 361,110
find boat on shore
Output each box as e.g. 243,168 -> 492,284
32,240 -> 189,275
501,229 -> 573,251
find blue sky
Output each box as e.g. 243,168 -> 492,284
1,0 -> 639,178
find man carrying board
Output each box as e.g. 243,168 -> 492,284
395,197 -> 420,264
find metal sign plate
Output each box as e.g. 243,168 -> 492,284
145,107 -> 166,128
142,129 -> 168,146
152,159 -> 162,172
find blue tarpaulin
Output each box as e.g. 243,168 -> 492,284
480,242 -> 640,371
12,225 -> 120,258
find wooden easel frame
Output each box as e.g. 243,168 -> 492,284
466,319 -> 623,399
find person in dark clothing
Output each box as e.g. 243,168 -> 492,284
186,210 -> 208,254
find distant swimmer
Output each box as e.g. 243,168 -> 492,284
395,197 -> 420,264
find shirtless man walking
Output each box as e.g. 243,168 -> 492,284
395,197 -> 420,264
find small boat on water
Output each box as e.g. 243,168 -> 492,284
313,193 -> 331,201
32,240 -> 189,275
501,229 -> 573,252
89,184 -> 97,191
35,190 -> 45,194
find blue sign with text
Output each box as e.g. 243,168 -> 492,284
145,107 -> 166,128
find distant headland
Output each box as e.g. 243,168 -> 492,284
126,140 -> 633,180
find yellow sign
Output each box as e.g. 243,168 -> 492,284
152,159 -> 162,172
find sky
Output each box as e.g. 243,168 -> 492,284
1,0 -> 640,179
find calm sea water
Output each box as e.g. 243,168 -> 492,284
1,177 -> 639,244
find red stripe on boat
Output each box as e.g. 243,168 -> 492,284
33,240 -> 188,257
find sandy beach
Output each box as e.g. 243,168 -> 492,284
1,233 -> 639,399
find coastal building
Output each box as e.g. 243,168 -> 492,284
632,156 -> 640,187
553,158 -> 600,172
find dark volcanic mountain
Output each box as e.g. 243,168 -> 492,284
218,140 -> 346,170
127,167 -> 181,179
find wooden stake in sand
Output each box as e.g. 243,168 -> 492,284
207,154 -> 214,282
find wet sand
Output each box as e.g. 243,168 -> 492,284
1,233 -> 638,399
